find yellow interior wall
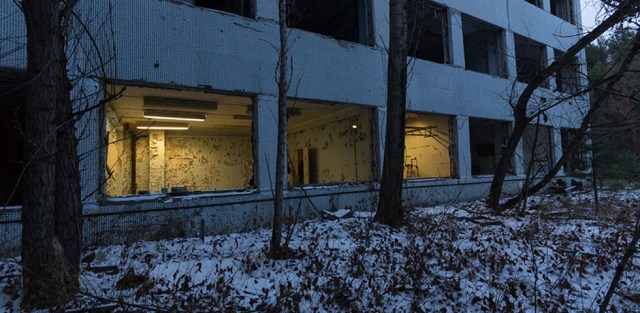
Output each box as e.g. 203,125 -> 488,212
404,114 -> 452,178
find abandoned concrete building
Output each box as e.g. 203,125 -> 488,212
0,0 -> 590,255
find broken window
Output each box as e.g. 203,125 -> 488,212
407,0 -> 449,64
551,0 -> 575,23
287,101 -> 374,185
193,0 -> 254,18
525,0 -> 542,8
515,34 -> 547,85
288,0 -> 370,45
404,113 -> 455,179
462,17 -> 506,77
523,124 -> 554,176
105,86 -> 254,197
0,75 -> 24,206
469,118 -> 511,176
554,49 -> 581,94
561,128 -> 590,173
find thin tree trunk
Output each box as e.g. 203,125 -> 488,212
374,0 -> 408,228
270,0 -> 288,258
21,0 -> 81,308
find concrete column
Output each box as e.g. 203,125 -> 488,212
371,0 -> 389,49
514,131 -> 526,176
455,116 -> 472,180
542,0 -> 551,12
376,107 -> 387,180
545,46 -> 557,90
504,30 -> 517,80
254,94 -> 279,192
74,78 -> 103,204
148,130 -> 166,192
448,9 -> 465,68
255,0 -> 278,22
553,127 -> 565,176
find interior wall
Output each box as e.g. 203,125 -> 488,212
404,114 -> 452,178
469,118 -> 509,175
164,135 -> 253,191
288,111 -> 373,184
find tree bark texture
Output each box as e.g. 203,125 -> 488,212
21,0 -> 82,308
270,0 -> 288,258
486,1 -> 640,211
374,0 -> 408,228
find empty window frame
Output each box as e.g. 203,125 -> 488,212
525,0 -> 543,8
0,77 -> 24,206
561,128 -> 590,173
287,101 -> 374,185
462,17 -> 506,77
193,0 -> 254,18
105,86 -> 254,197
469,118 -> 512,176
288,0 -> 370,45
404,112 -> 455,179
407,0 -> 449,64
554,49 -> 581,94
515,34 -> 547,85
523,124 -> 554,176
551,0 -> 575,24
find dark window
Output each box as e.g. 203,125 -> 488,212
523,124 -> 554,176
561,128 -> 590,173
551,0 -> 575,24
462,17 -> 506,77
554,49 -> 581,94
525,0 -> 542,8
194,0 -> 254,18
0,74 -> 25,206
407,1 -> 449,64
469,118 -> 512,176
288,0 -> 370,45
515,34 -> 547,85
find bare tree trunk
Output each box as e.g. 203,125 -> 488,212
374,0 -> 408,228
21,0 -> 81,308
269,0 -> 288,258
486,1 -> 640,211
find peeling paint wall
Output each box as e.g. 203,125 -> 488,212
288,110 -> 373,183
164,136 -> 253,191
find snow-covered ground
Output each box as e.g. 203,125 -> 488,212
2,190 -> 640,312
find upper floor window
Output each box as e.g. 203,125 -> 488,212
551,0 -> 575,24
525,0 -> 543,8
462,16 -> 507,78
288,0 -> 371,45
194,0 -> 254,18
514,34 -> 547,85
407,0 -> 449,64
554,49 -> 581,94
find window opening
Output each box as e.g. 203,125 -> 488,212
561,128 -> 590,173
551,0 -> 575,23
407,1 -> 449,64
523,124 -> 554,176
288,0 -> 370,44
515,34 -> 547,85
525,0 -> 543,8
193,0 -> 254,18
105,86 -> 254,197
404,112 -> 454,178
0,77 -> 24,206
469,118 -> 512,175
554,49 -> 581,94
287,101 -> 373,185
462,17 -> 506,77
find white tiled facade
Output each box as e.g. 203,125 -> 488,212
0,0 -> 589,256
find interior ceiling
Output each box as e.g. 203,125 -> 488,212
109,86 -> 360,134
